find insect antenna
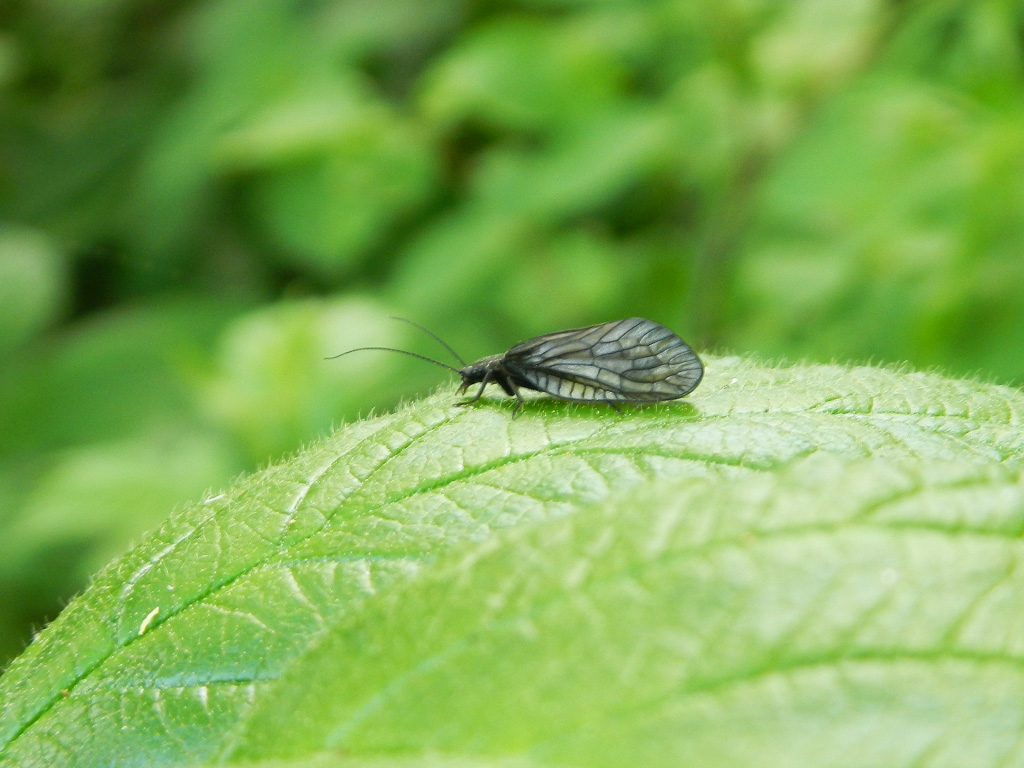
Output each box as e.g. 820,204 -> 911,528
325,346 -> 460,373
389,317 -> 467,366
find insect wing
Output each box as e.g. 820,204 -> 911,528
504,318 -> 703,402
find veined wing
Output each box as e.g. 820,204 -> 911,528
504,318 -> 703,402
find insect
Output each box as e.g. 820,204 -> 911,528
330,317 -> 703,416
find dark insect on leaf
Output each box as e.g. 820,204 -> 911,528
329,317 -> 703,416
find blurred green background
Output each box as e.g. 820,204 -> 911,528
1,0 -> 1023,667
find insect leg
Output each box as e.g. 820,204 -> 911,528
457,372 -> 492,407
607,402 -> 624,414
488,371 -> 525,416
470,381 -> 489,402
510,393 -> 525,417
506,380 -> 526,417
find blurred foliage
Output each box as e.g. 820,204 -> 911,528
1,0 -> 1023,666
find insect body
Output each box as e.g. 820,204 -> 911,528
332,317 -> 703,416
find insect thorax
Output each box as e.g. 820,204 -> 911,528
458,354 -> 505,384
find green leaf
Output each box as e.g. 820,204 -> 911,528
0,296 -> 245,457
1,357 -> 1022,767
469,108 -> 676,223
3,428 -> 239,586
732,74 -> 1024,382
220,92 -> 437,277
0,228 -> 67,356
419,17 -> 626,133
191,755 -> 541,768
200,296 -> 425,462
240,459 -> 1024,766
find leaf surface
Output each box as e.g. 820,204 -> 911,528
1,356 -> 1022,767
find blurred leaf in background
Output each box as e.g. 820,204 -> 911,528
1,0 -> 1023,670
0,227 -> 67,356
